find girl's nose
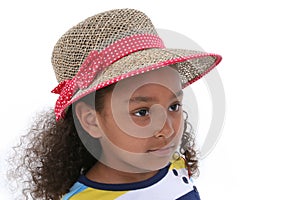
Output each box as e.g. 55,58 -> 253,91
154,118 -> 174,138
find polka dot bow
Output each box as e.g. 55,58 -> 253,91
51,34 -> 165,120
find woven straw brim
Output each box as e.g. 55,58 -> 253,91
69,47 -> 221,107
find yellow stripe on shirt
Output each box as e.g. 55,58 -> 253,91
70,187 -> 128,200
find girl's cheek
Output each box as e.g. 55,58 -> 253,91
177,115 -> 185,136
131,116 -> 151,127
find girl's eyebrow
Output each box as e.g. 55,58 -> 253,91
128,90 -> 183,103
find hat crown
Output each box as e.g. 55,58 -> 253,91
52,9 -> 157,83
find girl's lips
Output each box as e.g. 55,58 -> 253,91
148,145 -> 175,157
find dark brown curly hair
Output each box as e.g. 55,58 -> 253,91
8,84 -> 199,200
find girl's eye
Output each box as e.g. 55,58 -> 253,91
168,103 -> 182,112
133,109 -> 149,117
133,103 -> 182,117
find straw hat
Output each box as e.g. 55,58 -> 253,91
51,8 -> 222,120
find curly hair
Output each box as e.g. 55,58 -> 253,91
8,85 -> 199,200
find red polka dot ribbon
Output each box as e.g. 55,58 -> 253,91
51,34 -> 165,120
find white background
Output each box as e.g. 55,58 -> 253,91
0,0 -> 299,199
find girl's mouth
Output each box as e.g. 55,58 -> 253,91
148,145 -> 175,157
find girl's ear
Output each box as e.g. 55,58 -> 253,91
75,101 -> 103,138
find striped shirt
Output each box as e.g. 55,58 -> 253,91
62,158 -> 200,200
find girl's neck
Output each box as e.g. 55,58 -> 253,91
85,162 -> 159,184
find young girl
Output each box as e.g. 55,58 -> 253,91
10,8 -> 222,199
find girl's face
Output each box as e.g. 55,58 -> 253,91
95,67 -> 184,173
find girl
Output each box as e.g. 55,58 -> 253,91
9,8 -> 222,199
